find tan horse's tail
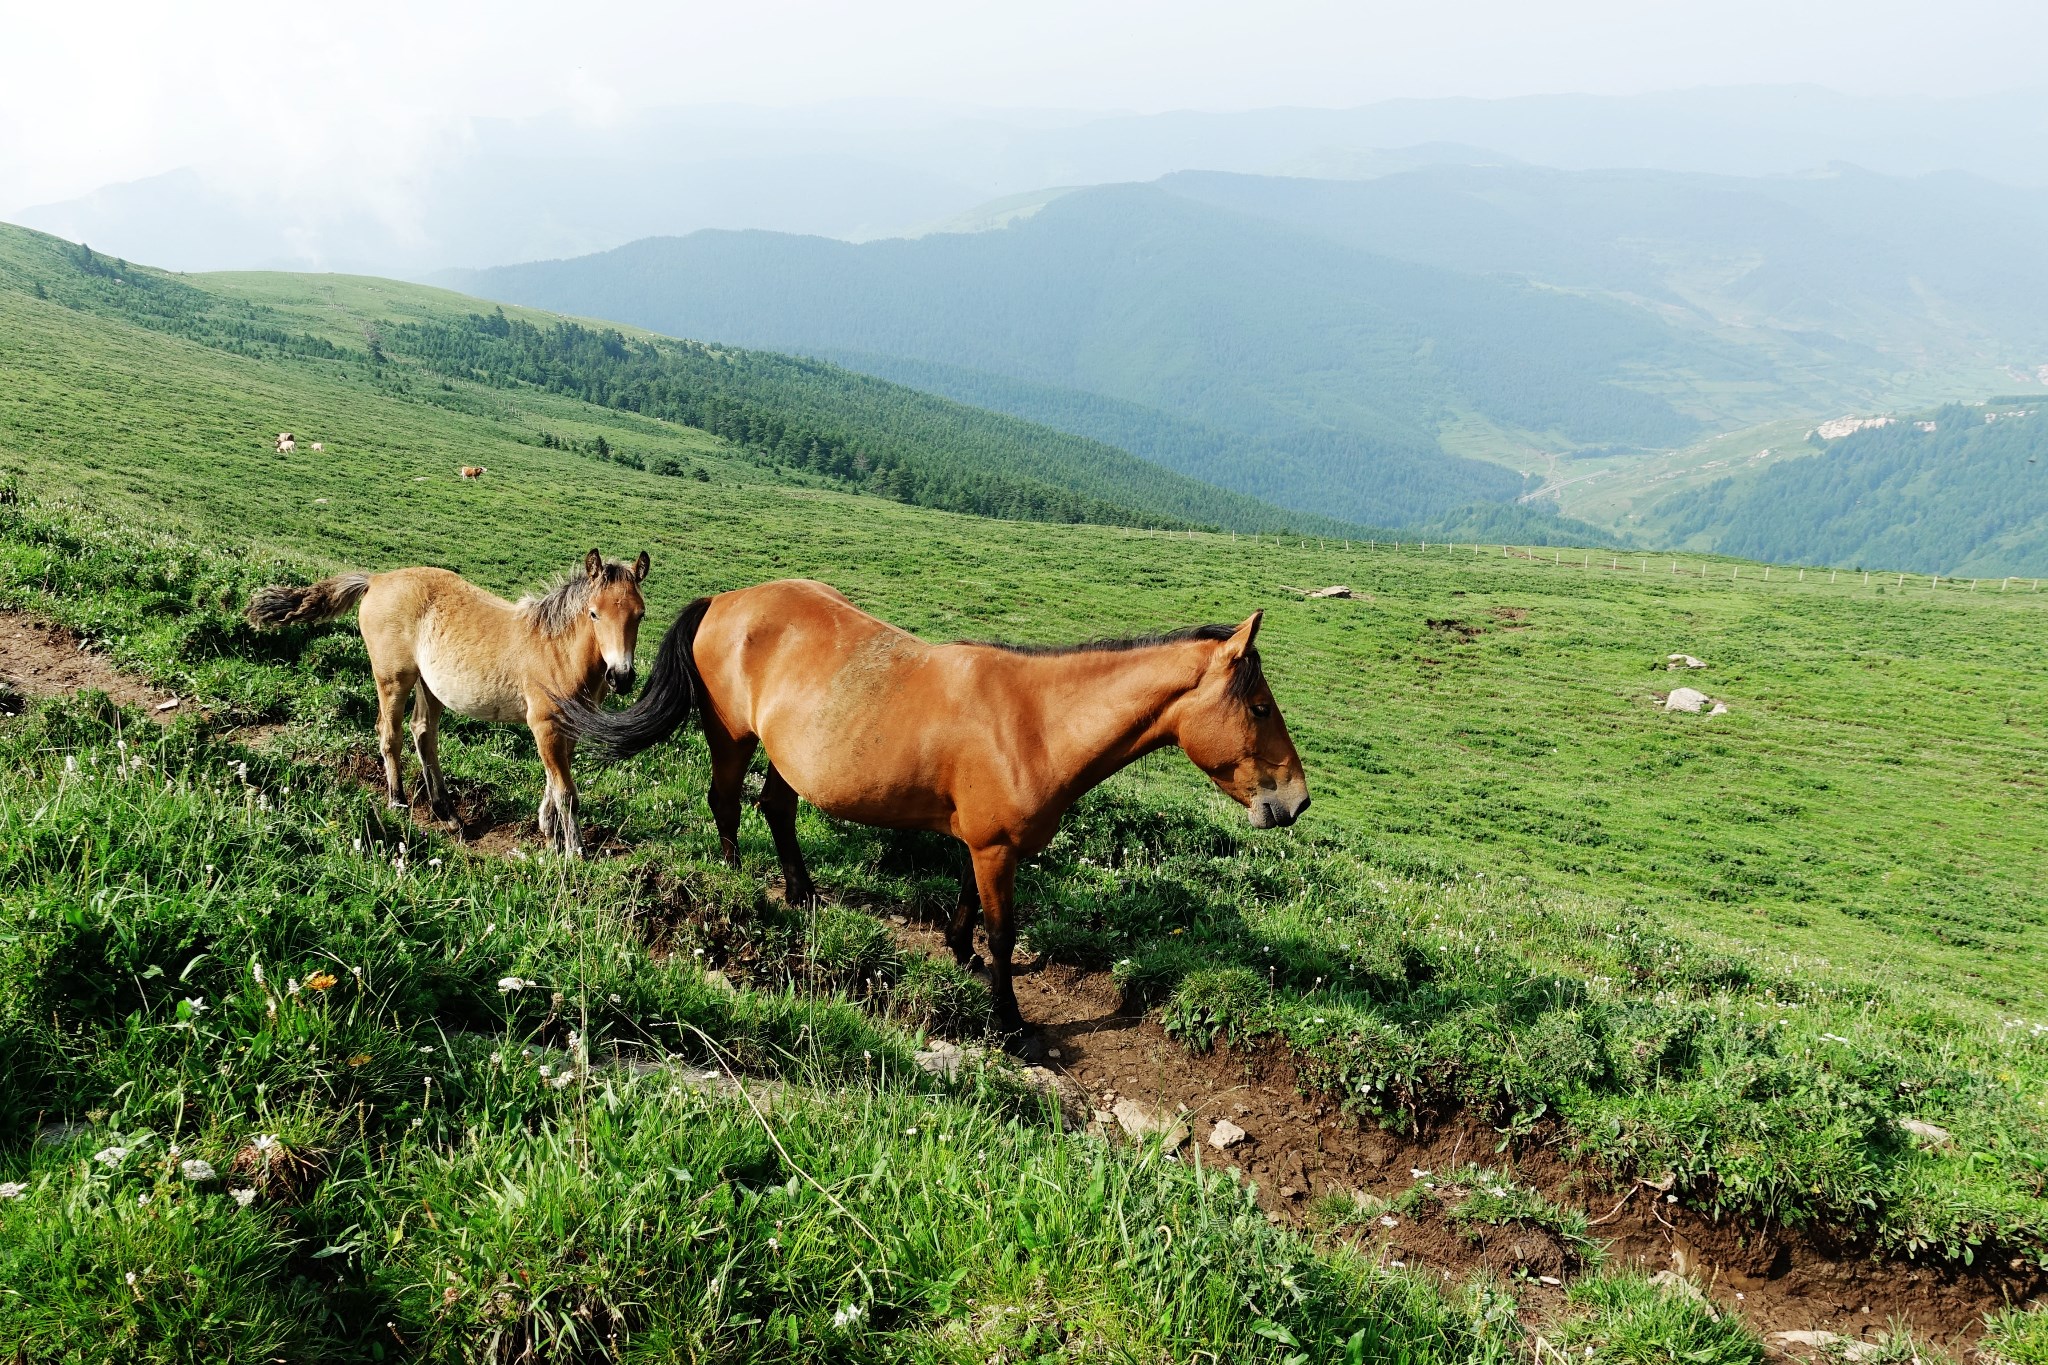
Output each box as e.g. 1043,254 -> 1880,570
561,595 -> 710,758
244,573 -> 372,630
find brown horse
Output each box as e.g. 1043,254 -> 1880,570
569,578 -> 1309,1045
247,550 -> 650,857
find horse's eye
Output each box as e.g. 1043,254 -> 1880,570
1251,703 -> 1272,719
590,609 -> 599,619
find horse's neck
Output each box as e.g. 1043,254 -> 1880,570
1013,644 -> 1204,797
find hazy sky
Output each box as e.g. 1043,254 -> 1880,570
4,0 -> 2044,211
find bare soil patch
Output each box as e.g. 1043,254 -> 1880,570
0,610 -> 179,716
890,917 -> 2043,1357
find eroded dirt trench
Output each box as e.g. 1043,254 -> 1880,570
4,607 -> 2041,1358
887,920 -> 2039,1358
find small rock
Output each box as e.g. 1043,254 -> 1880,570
1667,653 -> 1707,669
1769,1331 -> 1878,1361
1209,1119 -> 1249,1150
1279,1185 -> 1300,1200
1537,1275 -> 1563,1286
153,697 -> 180,712
1045,1047 -> 1061,1059
702,969 -> 735,994
1900,1118 -> 1953,1149
1664,687 -> 1712,713
887,914 -> 907,926
1707,702 -> 1730,716
914,1041 -> 967,1079
1091,1109 -> 1115,1128
1111,1099 -> 1188,1149
1023,1066 -> 1088,1130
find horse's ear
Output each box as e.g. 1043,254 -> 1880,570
632,550 -> 650,582
1220,610 -> 1263,662
584,549 -> 604,580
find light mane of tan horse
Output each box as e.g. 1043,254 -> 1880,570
574,578 -> 1309,1046
247,549 -> 648,856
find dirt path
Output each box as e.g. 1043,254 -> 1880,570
0,610 -> 181,716
5,607 -> 2039,1356
892,918 -> 2041,1358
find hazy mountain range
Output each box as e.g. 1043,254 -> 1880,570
16,85 -> 2048,275
443,160 -> 2048,536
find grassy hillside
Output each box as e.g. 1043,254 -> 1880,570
3,230 -> 2047,1358
1655,403 -> 2048,576
445,185 -> 1710,527
0,224 -> 1346,537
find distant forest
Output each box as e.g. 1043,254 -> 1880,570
1658,406 -> 2048,576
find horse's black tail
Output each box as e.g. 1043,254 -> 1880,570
563,596 -> 712,759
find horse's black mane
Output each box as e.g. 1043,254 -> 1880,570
967,624 -> 1264,702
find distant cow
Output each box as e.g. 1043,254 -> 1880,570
460,466 -> 486,480
275,433 -> 296,454
310,442 -> 324,452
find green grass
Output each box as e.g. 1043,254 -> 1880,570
1,220 -> 2046,1358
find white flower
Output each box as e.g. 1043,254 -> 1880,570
498,977 -> 537,993
1409,1168 -> 1430,1179
251,961 -> 265,985
64,756 -> 78,774
287,978 -> 301,995
831,1303 -> 864,1329
180,1158 -> 217,1181
183,996 -> 208,1015
230,1187 -> 257,1208
428,858 -> 442,868
537,1065 -> 552,1078
94,1146 -> 129,1167
551,1073 -> 574,1090
0,1182 -> 26,1200
252,1134 -> 277,1153
126,1271 -> 137,1286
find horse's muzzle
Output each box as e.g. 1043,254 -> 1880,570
608,665 -> 637,696
1250,791 -> 1311,829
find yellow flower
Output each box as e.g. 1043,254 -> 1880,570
347,1054 -> 372,1068
305,971 -> 338,992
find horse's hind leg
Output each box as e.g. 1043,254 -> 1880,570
703,723 -> 756,869
409,683 -> 454,823
947,854 -> 981,970
758,764 -> 817,906
373,669 -> 416,811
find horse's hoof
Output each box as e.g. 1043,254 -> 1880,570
1001,1029 -> 1047,1063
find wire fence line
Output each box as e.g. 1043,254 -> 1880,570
1123,525 -> 2046,597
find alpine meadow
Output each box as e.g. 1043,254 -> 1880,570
1,188 -> 2046,1365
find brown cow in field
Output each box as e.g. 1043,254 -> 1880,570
276,433 -> 297,454
460,466 -> 486,480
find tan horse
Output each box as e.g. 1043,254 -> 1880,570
570,578 -> 1308,1045
247,550 -> 650,856
459,466 -> 486,480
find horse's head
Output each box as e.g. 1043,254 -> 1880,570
584,548 -> 651,693
1177,611 -> 1310,828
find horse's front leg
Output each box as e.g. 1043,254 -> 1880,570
530,714 -> 583,859
970,843 -> 1039,1057
409,684 -> 454,824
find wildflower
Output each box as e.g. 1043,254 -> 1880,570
126,1271 -> 137,1287
230,1187 -> 257,1208
498,977 -> 536,993
64,755 -> 80,774
0,1182 -> 26,1200
832,1303 -> 865,1329
287,978 -> 301,995
551,1073 -> 573,1090
1410,1168 -> 1430,1179
94,1146 -> 129,1167
180,1158 -> 216,1181
252,1134 -> 277,1152
305,971 -> 337,992
428,858 -> 443,868
538,1065 -> 553,1078
1379,1215 -> 1398,1228
251,960 -> 265,985
183,996 -> 209,1015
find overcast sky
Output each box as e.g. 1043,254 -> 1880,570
4,0 -> 2044,212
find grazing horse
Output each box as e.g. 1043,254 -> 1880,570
247,550 -> 650,857
569,579 -> 1309,1045
460,465 -> 486,480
